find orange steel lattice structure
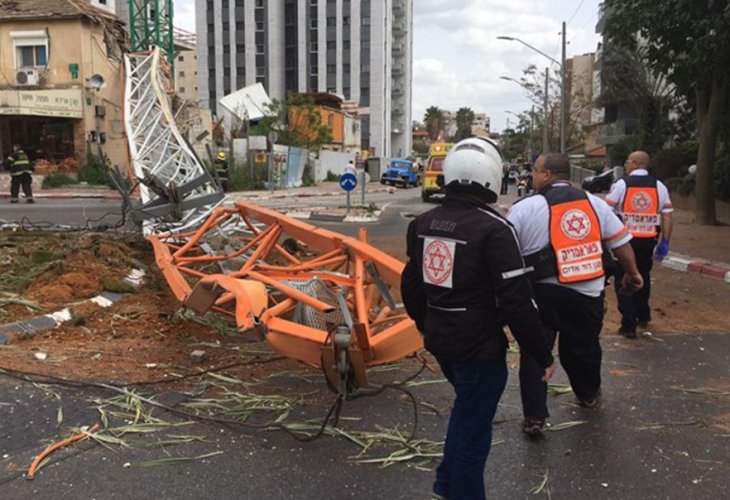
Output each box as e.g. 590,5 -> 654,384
147,201 -> 423,390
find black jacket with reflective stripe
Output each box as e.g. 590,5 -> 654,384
401,186 -> 553,367
7,150 -> 32,175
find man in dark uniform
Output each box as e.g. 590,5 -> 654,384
401,137 -> 555,500
214,151 -> 229,192
6,143 -> 34,203
605,150 -> 674,338
507,153 -> 643,437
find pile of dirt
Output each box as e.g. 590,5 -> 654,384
0,229 -> 300,385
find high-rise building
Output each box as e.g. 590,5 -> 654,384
195,0 -> 413,158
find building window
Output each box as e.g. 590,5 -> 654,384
11,31 -> 49,68
327,17 -> 335,27
222,22 -> 229,31
310,0 -> 317,5
362,17 -> 370,26
179,70 -> 185,77
327,41 -> 336,50
178,56 -> 184,62
327,64 -> 336,73
310,42 -> 318,52
310,19 -> 318,29
361,64 -> 369,73
236,22 -> 244,29
237,44 -> 245,52
257,66 -> 265,77
179,87 -> 185,93
257,45 -> 264,54
343,16 -> 350,26
343,40 -> 350,50
256,22 -> 264,31
255,0 -> 264,6
362,41 -> 370,49
311,66 -> 318,76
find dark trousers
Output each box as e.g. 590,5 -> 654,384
500,176 -> 509,195
434,358 -> 508,500
10,173 -> 33,200
520,284 -> 604,418
614,237 -> 657,333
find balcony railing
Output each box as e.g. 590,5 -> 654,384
596,118 -> 639,145
391,63 -> 404,75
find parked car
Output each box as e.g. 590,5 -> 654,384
380,158 -> 419,188
582,169 -> 615,193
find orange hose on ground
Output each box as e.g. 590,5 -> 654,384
27,423 -> 101,480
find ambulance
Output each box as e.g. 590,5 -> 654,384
421,142 -> 453,202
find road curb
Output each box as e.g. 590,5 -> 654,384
663,254 -> 730,283
0,191 -> 122,200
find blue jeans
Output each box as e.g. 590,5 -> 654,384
434,358 -> 508,500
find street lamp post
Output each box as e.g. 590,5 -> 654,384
498,26 -> 567,154
500,74 -> 549,154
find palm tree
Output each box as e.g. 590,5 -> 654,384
424,106 -> 445,141
454,107 -> 475,141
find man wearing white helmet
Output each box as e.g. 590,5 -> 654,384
506,153 -> 643,438
401,137 -> 555,500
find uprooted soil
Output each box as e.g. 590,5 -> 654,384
1,229 -> 730,387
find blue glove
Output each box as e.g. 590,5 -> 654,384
654,239 -> 670,261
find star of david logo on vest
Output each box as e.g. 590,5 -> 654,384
631,191 -> 653,211
560,209 -> 591,240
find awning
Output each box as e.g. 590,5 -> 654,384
0,88 -> 84,118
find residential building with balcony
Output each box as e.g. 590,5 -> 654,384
594,2 -> 640,147
195,0 -> 413,159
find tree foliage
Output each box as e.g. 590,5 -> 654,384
603,0 -> 730,224
454,107 -> 475,141
250,93 -> 333,151
423,106 -> 445,141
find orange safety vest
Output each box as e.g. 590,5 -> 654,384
545,187 -> 604,283
621,175 -> 659,238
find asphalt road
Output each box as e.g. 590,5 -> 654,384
2,186 -> 730,499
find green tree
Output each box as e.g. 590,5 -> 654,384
453,107 -> 475,141
604,0 -> 730,225
423,106 -> 445,141
250,92 -> 333,150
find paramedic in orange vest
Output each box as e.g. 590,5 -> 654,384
507,153 -> 643,437
605,150 -> 673,338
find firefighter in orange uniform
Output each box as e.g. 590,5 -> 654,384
507,153 -> 643,437
605,150 -> 673,338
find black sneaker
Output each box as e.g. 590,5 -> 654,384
522,417 -> 546,438
26,198 -> 35,204
618,328 -> 637,339
10,199 -> 18,204
579,390 -> 601,408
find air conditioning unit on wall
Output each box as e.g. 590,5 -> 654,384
16,69 -> 38,86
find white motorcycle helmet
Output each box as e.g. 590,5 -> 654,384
443,137 -> 503,202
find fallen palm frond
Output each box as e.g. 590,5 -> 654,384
403,379 -> 446,388
547,420 -> 587,432
671,386 -> 730,396
548,383 -> 573,395
530,469 -> 550,495
0,293 -> 42,310
418,401 -> 443,417
637,419 -> 701,431
135,450 -> 224,467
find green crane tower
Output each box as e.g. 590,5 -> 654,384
128,0 -> 174,64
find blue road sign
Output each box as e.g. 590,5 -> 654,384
339,172 -> 357,192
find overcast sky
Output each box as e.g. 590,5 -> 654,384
173,0 -> 601,134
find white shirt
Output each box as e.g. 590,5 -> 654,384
507,182 -> 632,297
604,169 -> 673,214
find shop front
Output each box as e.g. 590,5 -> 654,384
0,88 -> 84,163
